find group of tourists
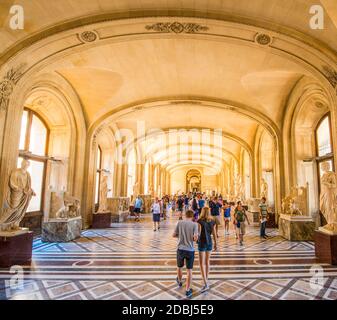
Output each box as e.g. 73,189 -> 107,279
133,192 -> 270,298
172,194 -> 270,298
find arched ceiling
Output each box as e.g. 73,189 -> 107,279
2,0 -> 336,176
1,0 -> 337,55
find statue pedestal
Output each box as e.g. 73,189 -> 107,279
107,197 -> 130,223
246,211 -> 260,226
0,229 -> 33,268
92,212 -> 111,228
278,214 -> 315,241
41,217 -> 82,242
314,230 -> 337,265
266,212 -> 276,228
111,211 -> 129,223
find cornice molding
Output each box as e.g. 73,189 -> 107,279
0,9 -> 336,67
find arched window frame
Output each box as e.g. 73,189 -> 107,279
95,145 -> 102,206
315,112 -> 334,191
19,108 -> 50,213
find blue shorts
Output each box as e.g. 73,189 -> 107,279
198,243 -> 213,252
153,213 -> 160,222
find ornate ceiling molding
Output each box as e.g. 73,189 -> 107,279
0,64 -> 25,112
255,33 -> 272,46
145,21 -> 209,34
78,31 -> 98,43
322,65 -> 337,90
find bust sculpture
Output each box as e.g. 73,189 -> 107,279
0,159 -> 35,231
319,161 -> 337,233
260,178 -> 268,199
97,172 -> 108,212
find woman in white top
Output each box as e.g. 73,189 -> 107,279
152,197 -> 161,231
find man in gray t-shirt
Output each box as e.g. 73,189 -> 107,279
173,210 -> 198,298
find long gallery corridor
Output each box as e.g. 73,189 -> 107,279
0,0 -> 337,303
1,214 -> 337,300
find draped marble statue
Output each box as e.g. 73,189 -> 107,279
320,161 -> 337,233
281,184 -> 308,216
260,178 -> 268,199
97,172 -> 108,212
0,159 -> 35,231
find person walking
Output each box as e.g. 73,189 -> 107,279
259,197 -> 269,239
209,197 -> 222,237
223,201 -> 231,235
173,210 -> 198,298
191,196 -> 199,221
234,201 -> 250,246
197,207 -> 217,292
152,197 -> 161,231
177,196 -> 184,220
133,195 -> 143,222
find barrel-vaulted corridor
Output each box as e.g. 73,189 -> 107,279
0,0 -> 337,301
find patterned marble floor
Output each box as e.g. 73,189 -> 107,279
1,214 -> 337,300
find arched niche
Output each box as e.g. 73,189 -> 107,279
282,76 -> 336,223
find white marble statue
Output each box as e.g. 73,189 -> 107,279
0,159 -> 35,231
319,161 -> 337,233
260,178 -> 268,199
97,172 -> 108,212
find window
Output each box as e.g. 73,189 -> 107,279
316,114 -> 334,186
18,109 -> 49,212
95,146 -> 102,205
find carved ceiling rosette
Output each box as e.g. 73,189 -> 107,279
0,65 -> 25,112
79,31 -> 98,43
145,22 -> 209,34
255,33 -> 272,46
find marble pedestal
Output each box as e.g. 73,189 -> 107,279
41,217 -> 82,242
0,229 -> 33,268
92,212 -> 111,228
246,211 -> 260,226
314,230 -> 337,265
278,214 -> 315,241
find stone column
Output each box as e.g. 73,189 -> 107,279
136,163 -> 145,194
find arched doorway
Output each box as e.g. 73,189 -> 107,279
186,169 -> 201,193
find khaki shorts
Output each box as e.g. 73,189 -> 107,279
213,215 -> 221,225
236,222 -> 246,235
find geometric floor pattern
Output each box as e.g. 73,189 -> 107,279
1,214 -> 337,300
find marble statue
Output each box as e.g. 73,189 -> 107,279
64,194 -> 81,218
319,162 -> 337,233
260,178 -> 268,199
50,191 -> 81,219
236,176 -> 245,201
281,184 -> 308,216
0,159 -> 35,231
97,172 -> 108,212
